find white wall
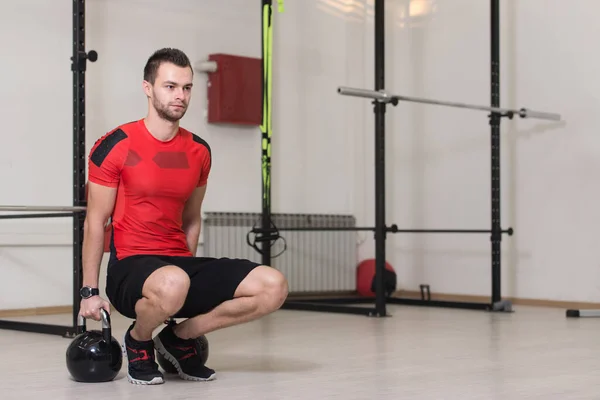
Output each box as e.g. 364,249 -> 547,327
501,0 -> 600,302
0,0 -> 597,311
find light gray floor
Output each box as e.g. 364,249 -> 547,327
0,304 -> 598,399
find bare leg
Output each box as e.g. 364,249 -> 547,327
130,265 -> 190,341
173,265 -> 288,339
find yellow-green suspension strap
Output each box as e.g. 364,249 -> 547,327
258,0 -> 283,265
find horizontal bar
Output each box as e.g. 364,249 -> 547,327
391,228 -> 514,235
287,297 -> 375,304
337,86 -> 562,121
0,319 -> 77,337
282,301 -> 379,316
252,227 -> 375,232
251,227 -> 514,235
0,212 -> 76,220
0,205 -> 86,212
387,297 -> 494,311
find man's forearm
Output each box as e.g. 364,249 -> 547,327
184,221 -> 201,256
82,222 -> 106,288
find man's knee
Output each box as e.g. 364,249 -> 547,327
142,265 -> 190,315
263,267 -> 289,308
237,265 -> 288,311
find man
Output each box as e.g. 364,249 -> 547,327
79,48 -> 289,385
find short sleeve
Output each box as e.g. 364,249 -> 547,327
88,128 -> 129,188
191,133 -> 211,187
197,147 -> 211,187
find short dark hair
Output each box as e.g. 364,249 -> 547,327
143,48 -> 192,84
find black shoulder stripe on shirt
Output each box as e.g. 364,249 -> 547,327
91,129 -> 128,167
192,133 -> 212,168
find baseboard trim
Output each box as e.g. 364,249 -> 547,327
396,290 -> 600,310
1,292 -> 599,318
0,305 -> 72,318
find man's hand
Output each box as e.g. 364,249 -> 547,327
79,296 -> 111,321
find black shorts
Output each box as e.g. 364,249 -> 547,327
105,254 -> 260,319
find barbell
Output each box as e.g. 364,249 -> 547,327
337,86 -> 562,121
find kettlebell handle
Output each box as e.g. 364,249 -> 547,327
77,308 -> 112,343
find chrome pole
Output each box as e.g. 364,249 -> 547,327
337,86 -> 562,121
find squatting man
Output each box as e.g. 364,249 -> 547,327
79,47 -> 289,385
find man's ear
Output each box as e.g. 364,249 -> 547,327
142,80 -> 152,97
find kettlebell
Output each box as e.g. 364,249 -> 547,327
66,308 -> 123,382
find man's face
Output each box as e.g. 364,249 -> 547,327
145,62 -> 193,122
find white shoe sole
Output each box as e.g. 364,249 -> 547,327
122,332 -> 165,385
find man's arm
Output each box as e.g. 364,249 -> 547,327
82,182 -> 117,288
182,185 -> 207,256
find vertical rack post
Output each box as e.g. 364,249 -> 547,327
490,0 -> 503,307
373,0 -> 387,317
72,0 -> 96,330
72,0 -> 86,331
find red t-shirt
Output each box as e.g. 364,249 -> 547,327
88,119 -> 211,260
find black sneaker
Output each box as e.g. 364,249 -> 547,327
153,322 -> 216,381
122,323 -> 165,385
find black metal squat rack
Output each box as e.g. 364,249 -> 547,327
254,0 -> 559,317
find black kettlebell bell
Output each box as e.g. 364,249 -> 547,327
66,308 -> 123,382
156,319 -> 209,373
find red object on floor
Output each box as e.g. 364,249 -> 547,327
356,258 -> 396,297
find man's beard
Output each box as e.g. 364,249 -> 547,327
153,97 -> 187,123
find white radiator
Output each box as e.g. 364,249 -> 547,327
202,212 -> 358,293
